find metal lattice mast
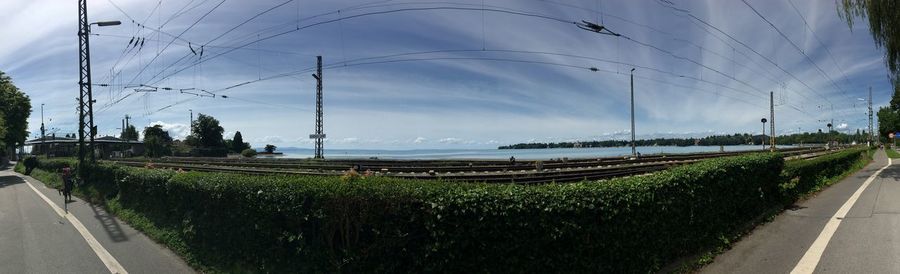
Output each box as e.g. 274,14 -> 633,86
311,56 -> 325,159
869,87 -> 874,144
77,0 -> 96,166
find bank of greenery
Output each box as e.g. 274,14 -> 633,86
16,147 -> 872,273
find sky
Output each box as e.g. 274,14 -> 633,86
0,0 -> 893,149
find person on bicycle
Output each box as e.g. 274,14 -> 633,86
60,164 -> 73,202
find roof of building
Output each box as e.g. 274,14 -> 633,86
24,136 -> 142,145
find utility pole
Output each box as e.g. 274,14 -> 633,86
630,68 -> 636,157
869,87 -> 874,145
77,0 -> 95,167
125,114 -> 131,137
189,109 -> 193,135
770,91 -> 775,152
77,0 -> 119,168
310,56 -> 325,159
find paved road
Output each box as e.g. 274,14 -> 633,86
702,149 -> 899,273
0,165 -> 193,274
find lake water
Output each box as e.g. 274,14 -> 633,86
266,145 -> 792,160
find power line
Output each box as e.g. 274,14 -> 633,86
786,0 -> 854,96
654,1 -> 836,107
740,0 -> 851,102
122,0 -> 226,89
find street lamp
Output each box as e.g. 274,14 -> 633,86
41,103 -> 46,157
761,118 -> 768,150
630,68 -> 636,157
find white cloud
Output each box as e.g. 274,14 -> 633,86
147,121 -> 190,140
837,123 -> 848,129
255,136 -> 284,144
413,137 -> 427,144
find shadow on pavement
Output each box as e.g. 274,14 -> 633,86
0,175 -> 24,189
90,203 -> 129,242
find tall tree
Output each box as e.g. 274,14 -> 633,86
231,131 -> 249,152
189,113 -> 224,148
838,0 -> 900,85
120,124 -> 139,141
143,124 -> 173,158
0,71 -> 32,154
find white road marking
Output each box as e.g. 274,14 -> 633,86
791,157 -> 891,274
22,177 -> 128,274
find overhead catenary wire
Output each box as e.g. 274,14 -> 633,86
653,1 -> 837,107
786,0 -> 855,102
98,1 -> 817,121
740,0 -> 851,101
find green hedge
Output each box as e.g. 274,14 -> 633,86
33,153 -> 781,272
780,148 -> 871,202
15,149 -> 872,273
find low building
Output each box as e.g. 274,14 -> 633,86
24,135 -> 144,158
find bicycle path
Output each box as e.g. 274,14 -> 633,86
702,149 -> 899,273
0,165 -> 193,274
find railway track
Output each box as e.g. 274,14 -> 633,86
107,147 -> 833,184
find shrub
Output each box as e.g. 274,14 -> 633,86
240,148 -> 257,158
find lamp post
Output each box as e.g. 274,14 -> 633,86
41,103 -> 45,157
630,68 -> 636,157
76,0 -> 119,172
761,118 -> 768,150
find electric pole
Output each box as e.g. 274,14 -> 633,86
77,0 -> 119,168
869,87 -> 874,145
189,109 -> 193,136
77,0 -> 95,166
310,56 -> 325,159
770,91 -> 775,152
630,68 -> 636,157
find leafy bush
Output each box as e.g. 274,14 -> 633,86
240,148 -> 257,158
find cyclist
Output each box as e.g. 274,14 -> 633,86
60,164 -> 73,202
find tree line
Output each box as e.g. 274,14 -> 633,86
499,131 -> 869,150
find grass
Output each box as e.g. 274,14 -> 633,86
886,148 -> 900,159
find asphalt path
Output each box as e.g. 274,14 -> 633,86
702,149 -> 898,273
0,165 -> 193,274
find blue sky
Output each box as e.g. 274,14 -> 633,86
0,0 -> 893,149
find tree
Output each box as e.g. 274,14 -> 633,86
189,113 -> 225,148
878,106 -> 900,141
121,124 -> 139,141
0,71 -> 32,155
231,131 -> 250,153
143,125 -> 173,158
838,0 -> 900,85
264,144 -> 277,153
